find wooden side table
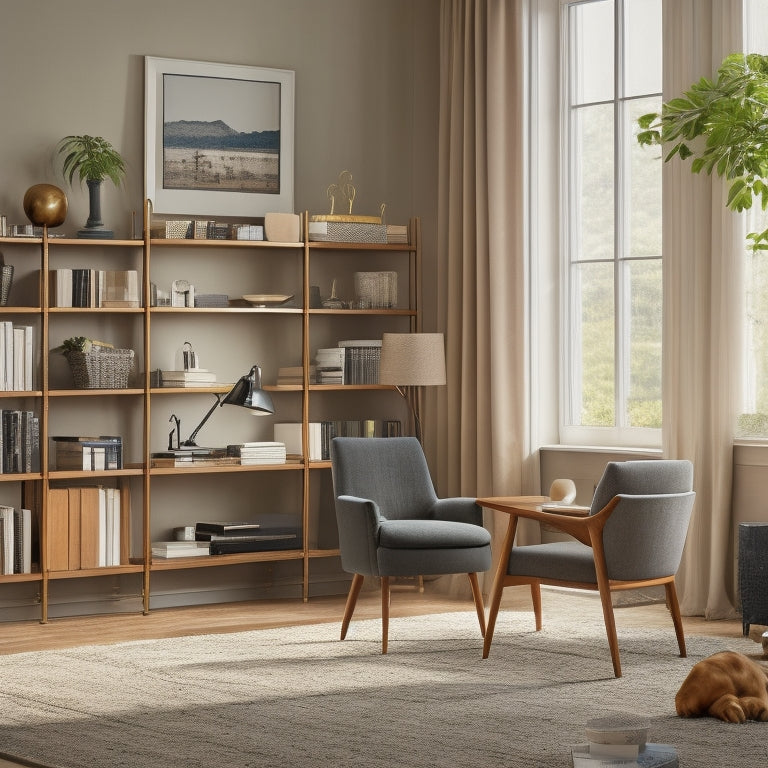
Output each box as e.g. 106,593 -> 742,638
738,522 -> 768,636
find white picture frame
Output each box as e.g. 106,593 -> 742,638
144,57 -> 294,218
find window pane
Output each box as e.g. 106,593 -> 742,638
571,261 -> 615,426
570,0 -> 614,104
626,97 -> 662,258
625,259 -> 662,427
573,103 -> 614,261
623,0 -> 661,97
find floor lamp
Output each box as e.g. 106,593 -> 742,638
379,333 -> 446,443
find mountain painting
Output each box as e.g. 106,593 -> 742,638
162,73 -> 281,195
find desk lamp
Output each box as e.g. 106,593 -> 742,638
379,333 -> 446,443
180,364 -> 274,449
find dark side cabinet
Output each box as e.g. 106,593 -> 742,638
738,522 -> 768,635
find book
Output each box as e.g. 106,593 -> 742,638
13,507 -> 32,574
160,369 -> 217,383
571,744 -> 678,768
151,541 -> 210,558
208,533 -> 298,555
46,488 -> 69,571
195,521 -> 261,535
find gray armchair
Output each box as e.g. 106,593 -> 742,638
481,459 -> 695,677
330,436 -> 492,653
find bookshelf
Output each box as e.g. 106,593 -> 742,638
0,206 -> 420,620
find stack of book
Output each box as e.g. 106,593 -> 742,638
0,322 -> 33,391
195,518 -> 299,554
338,339 -> 381,384
315,348 -> 345,384
160,369 -> 217,387
1,410 -> 40,474
50,269 -> 140,308
386,224 -> 409,244
150,449 -> 240,468
151,541 -> 210,558
571,715 -> 678,767
276,365 -> 316,386
226,442 -> 287,465
52,435 -> 122,471
274,420 -> 401,461
0,505 -> 32,575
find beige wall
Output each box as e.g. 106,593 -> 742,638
0,0 -> 440,325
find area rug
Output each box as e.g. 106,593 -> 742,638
0,609 -> 764,768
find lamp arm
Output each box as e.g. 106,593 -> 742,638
181,394 -> 223,447
394,385 -> 422,444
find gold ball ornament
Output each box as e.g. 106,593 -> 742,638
23,184 -> 68,227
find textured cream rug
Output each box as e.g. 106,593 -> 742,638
0,608 -> 764,768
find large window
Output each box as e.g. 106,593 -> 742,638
561,0 -> 662,447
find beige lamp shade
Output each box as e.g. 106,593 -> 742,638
379,333 -> 446,386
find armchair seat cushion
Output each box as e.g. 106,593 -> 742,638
379,519 -> 491,550
507,541 -> 597,584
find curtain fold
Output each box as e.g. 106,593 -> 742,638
436,0 -> 529,593
661,0 -> 743,618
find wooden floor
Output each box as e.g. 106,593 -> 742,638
0,586 -> 751,768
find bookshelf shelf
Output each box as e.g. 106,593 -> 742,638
0,206 -> 419,622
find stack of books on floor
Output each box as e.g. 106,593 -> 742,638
160,369 -> 217,387
315,348 -> 345,384
571,715 -> 678,767
0,505 -> 33,574
194,519 -> 298,555
226,442 -> 287,464
151,541 -> 210,558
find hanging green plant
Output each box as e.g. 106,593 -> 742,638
637,52 -> 768,249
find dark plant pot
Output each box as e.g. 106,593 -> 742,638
78,179 -> 113,239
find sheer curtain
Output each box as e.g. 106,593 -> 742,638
435,0 -> 531,591
661,0 -> 743,618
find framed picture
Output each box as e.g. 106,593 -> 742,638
144,57 -> 294,218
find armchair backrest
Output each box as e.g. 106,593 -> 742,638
330,437 -> 438,520
590,459 -> 693,515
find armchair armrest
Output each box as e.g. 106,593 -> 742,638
335,495 -> 383,576
432,497 -> 484,526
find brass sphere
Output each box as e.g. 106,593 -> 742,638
23,184 -> 68,227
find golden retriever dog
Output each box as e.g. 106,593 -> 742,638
675,651 -> 768,723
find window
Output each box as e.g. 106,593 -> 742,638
560,0 -> 663,447
738,0 -> 768,438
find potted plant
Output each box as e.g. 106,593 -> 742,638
637,52 -> 768,250
56,134 -> 126,239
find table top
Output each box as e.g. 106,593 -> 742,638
477,495 -> 591,517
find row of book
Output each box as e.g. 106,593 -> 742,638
0,506 -> 33,575
0,322 -> 34,391
315,340 -> 382,385
49,269 -> 140,308
0,410 -> 39,474
274,420 -> 401,461
46,486 -> 122,570
52,436 -> 122,471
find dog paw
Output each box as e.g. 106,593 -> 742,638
710,699 -> 747,723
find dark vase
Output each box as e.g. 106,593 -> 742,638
78,179 -> 113,239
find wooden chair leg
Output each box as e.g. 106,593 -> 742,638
531,582 -> 542,630
340,573 -> 364,640
381,576 -> 390,654
596,582 -> 622,678
467,572 -> 486,637
665,580 -> 687,658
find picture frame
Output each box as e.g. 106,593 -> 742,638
144,57 -> 295,218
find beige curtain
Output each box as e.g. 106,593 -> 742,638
434,0 -> 529,592
662,0 -> 743,618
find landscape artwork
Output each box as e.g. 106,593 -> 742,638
162,73 -> 281,195
145,58 -> 294,217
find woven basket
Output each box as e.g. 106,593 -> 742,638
66,347 -> 134,389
